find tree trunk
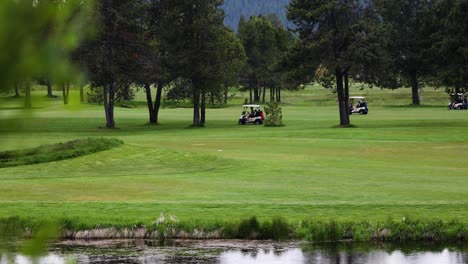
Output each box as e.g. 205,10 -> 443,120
14,82 -> 20,97
192,86 -> 200,127
209,92 -> 215,104
201,90 -> 206,126
108,82 -> 115,128
24,81 -> 32,109
270,86 -> 274,102
336,69 -> 350,127
103,85 -> 110,127
103,83 -> 115,128
262,85 -> 266,103
154,82 -> 163,125
249,84 -> 253,104
67,83 -> 70,104
47,80 -> 53,97
62,83 -> 70,105
344,72 -> 350,114
122,84 -> 131,101
145,83 -> 156,124
277,86 -> 281,102
410,72 -> 420,105
254,86 -> 259,102
258,85 -> 262,103
224,83 -> 228,104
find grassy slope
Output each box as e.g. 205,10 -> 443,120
0,86 -> 467,228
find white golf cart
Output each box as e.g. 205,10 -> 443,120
349,96 -> 368,115
238,104 -> 265,125
448,93 -> 467,110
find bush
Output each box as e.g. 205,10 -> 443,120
264,102 -> 283,126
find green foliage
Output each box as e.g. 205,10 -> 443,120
238,14 -> 293,102
376,0 -> 437,104
296,220 -> 342,242
0,138 -> 123,168
264,102 -> 283,126
157,0 -> 238,126
20,222 -> 59,257
295,218 -> 467,242
0,0 -> 94,92
431,0 -> 468,91
1,215 -> 465,242
287,0 -> 387,126
0,217 -> 26,238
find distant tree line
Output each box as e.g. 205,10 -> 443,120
76,0 -> 296,128
286,0 -> 468,126
2,0 -> 467,128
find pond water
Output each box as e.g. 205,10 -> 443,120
0,240 -> 467,264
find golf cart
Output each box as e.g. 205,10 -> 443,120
349,96 -> 368,115
448,93 -> 467,110
238,104 -> 264,125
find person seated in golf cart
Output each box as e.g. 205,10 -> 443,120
249,107 -> 255,118
448,93 -> 468,110
238,105 -> 264,125
349,96 -> 368,115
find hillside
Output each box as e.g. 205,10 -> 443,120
222,0 -> 291,31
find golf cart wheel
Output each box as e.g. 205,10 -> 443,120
359,110 -> 364,115
255,119 -> 262,125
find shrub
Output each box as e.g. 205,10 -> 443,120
264,102 -> 283,126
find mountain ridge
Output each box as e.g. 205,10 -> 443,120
222,0 -> 291,31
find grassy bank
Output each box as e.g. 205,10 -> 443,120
0,216 -> 466,242
0,85 -> 467,242
0,138 -> 123,168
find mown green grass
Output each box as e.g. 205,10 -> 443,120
0,85 -> 467,235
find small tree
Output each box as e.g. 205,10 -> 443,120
264,102 -> 283,127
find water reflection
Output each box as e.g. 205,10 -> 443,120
1,240 -> 467,264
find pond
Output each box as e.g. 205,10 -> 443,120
1,240 -> 467,264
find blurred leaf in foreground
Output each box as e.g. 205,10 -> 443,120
0,0 -> 94,96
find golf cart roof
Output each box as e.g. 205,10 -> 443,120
349,96 -> 366,99
243,104 -> 261,108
